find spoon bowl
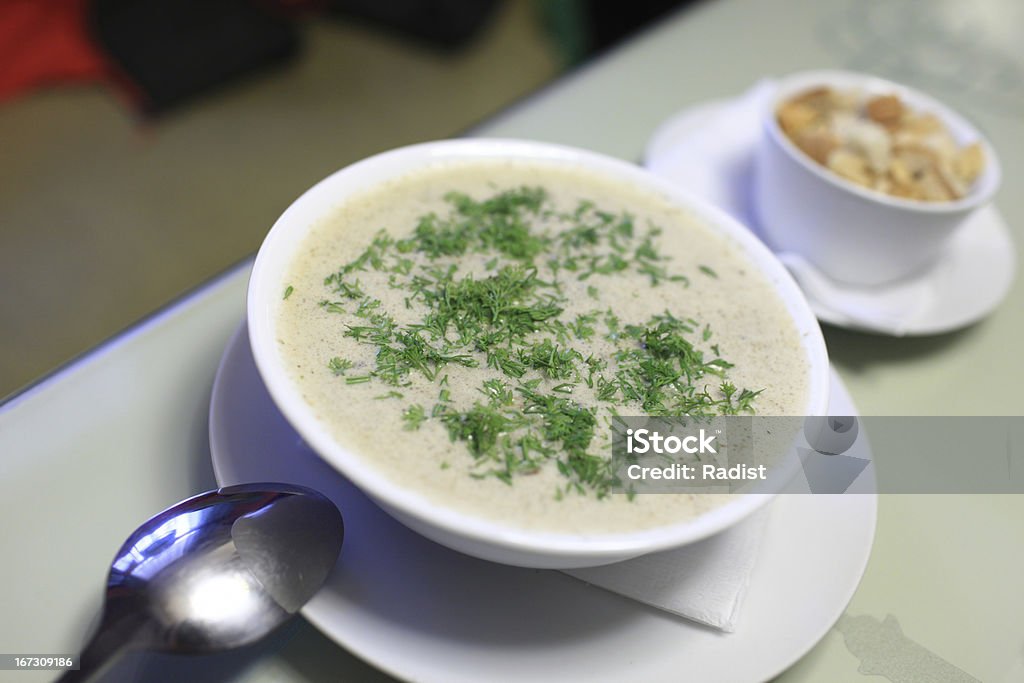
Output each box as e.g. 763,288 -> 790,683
60,483 -> 343,681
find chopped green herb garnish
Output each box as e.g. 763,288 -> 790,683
402,403 -> 426,430
283,285 -> 294,300
327,357 -> 353,375
307,187 -> 760,498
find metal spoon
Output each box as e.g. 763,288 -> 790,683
58,483 -> 344,682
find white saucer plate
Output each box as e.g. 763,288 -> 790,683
209,324 -> 877,683
644,95 -> 1016,336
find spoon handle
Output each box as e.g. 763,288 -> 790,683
56,611 -> 144,683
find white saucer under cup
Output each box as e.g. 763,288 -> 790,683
644,84 -> 1016,337
209,323 -> 877,683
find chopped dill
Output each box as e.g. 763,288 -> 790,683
402,403 -> 426,430
307,186 -> 760,498
327,357 -> 353,375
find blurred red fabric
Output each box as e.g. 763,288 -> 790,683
0,0 -> 111,103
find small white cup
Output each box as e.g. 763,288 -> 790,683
754,70 -> 1001,286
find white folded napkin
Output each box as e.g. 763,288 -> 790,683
776,251 -> 932,336
563,505 -> 772,632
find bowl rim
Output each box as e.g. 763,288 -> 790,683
247,137 -> 830,562
763,68 -> 1002,213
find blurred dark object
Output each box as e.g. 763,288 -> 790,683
0,0 -> 687,116
538,0 -> 697,66
0,0 -> 111,104
91,0 -> 300,114
0,0 -> 502,114
325,0 -> 500,49
584,0 -> 693,54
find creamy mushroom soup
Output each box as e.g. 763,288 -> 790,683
276,161 -> 808,533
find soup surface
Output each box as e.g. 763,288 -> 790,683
277,160 -> 809,533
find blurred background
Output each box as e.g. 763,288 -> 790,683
0,0 -> 692,398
